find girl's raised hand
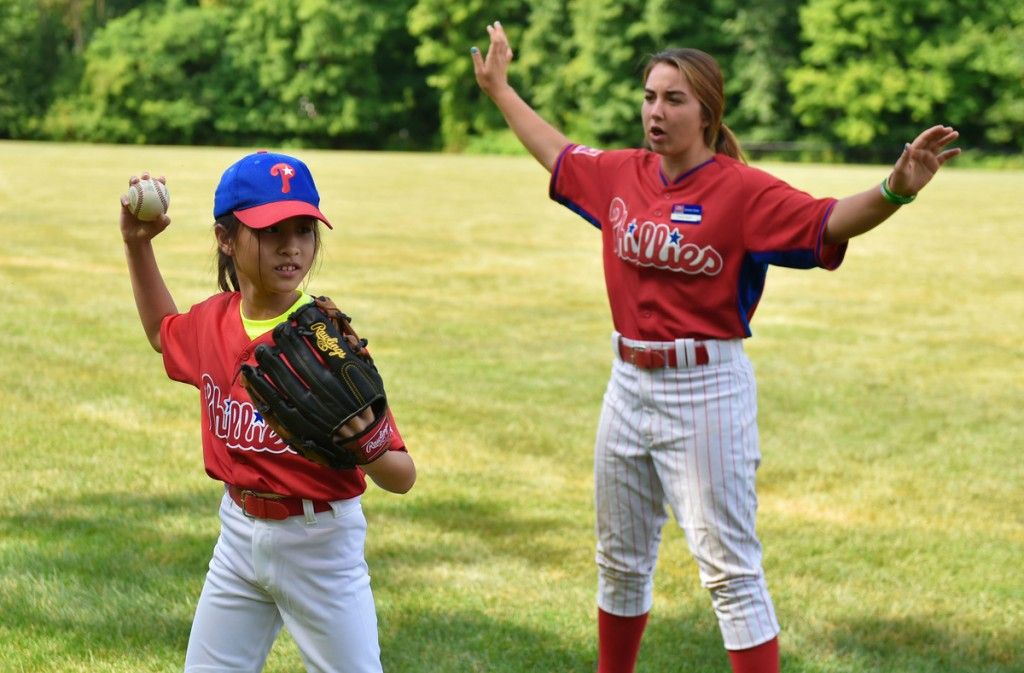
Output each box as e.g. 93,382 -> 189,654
120,172 -> 170,243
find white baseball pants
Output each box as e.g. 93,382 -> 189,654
594,334 -> 780,650
184,492 -> 382,673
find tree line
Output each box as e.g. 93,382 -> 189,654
2,0 -> 1021,162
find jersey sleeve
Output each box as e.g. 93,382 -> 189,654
741,168 -> 846,270
160,310 -> 200,387
549,144 -> 614,228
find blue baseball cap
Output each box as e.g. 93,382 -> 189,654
213,150 -> 332,229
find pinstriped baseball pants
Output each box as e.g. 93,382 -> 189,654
594,335 -> 780,650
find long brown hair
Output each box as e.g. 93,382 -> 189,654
642,48 -> 745,162
214,215 -> 322,292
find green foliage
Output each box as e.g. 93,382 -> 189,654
221,0 -> 437,149
790,0 -> 1024,154
2,0 -> 1021,160
0,0 -> 69,138
517,0 -> 575,132
408,0 -> 529,150
555,0 -> 650,146
41,5 -> 231,144
916,3 -> 1024,149
41,0 -> 437,149
722,0 -> 804,141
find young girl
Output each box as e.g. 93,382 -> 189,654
120,150 -> 416,673
471,21 -> 958,673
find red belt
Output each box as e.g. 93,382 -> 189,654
227,484 -> 333,520
617,338 -> 709,369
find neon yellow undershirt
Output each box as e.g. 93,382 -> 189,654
241,292 -> 314,340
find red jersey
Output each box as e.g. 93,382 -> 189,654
550,145 -> 847,340
161,292 -> 406,501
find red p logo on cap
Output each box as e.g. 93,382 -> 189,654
271,163 -> 295,193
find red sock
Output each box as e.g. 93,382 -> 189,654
597,608 -> 649,673
727,636 -> 779,673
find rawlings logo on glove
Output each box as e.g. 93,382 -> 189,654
239,296 -> 392,469
311,321 -> 348,359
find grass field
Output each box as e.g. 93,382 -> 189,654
0,140 -> 1021,673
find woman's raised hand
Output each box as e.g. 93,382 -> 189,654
471,21 -> 514,97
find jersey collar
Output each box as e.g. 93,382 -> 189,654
658,156 -> 716,187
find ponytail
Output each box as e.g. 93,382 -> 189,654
715,123 -> 746,163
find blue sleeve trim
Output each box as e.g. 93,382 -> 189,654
815,200 -> 847,270
548,143 -> 576,202
747,205 -> 846,270
549,143 -> 602,229
553,195 -> 603,230
750,248 -> 819,269
736,255 -> 768,337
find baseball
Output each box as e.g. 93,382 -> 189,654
127,178 -> 170,221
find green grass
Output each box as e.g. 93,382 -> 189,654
1,140 -> 1021,672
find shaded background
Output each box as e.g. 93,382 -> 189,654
2,0 -> 1022,163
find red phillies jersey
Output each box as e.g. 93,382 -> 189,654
161,292 -> 406,501
551,145 -> 847,340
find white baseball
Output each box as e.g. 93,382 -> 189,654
127,178 -> 170,221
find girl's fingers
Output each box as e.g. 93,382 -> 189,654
337,408 -> 375,438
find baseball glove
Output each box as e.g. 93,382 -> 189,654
239,296 -> 392,469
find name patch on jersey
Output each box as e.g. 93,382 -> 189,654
671,203 -> 702,224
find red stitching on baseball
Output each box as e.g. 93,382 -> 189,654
133,183 -> 145,217
156,181 -> 168,211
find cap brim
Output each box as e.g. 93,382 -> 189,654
234,200 -> 333,229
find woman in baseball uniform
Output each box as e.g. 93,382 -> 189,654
471,22 -> 958,673
120,151 -> 416,673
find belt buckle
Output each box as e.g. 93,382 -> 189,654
628,344 -> 669,369
237,489 -> 292,520
238,489 -> 258,519
630,344 -> 661,368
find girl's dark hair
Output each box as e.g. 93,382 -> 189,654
214,214 -> 322,292
215,215 -> 242,292
642,48 -> 746,163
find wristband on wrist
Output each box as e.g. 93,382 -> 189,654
879,175 -> 916,205
348,410 -> 394,464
